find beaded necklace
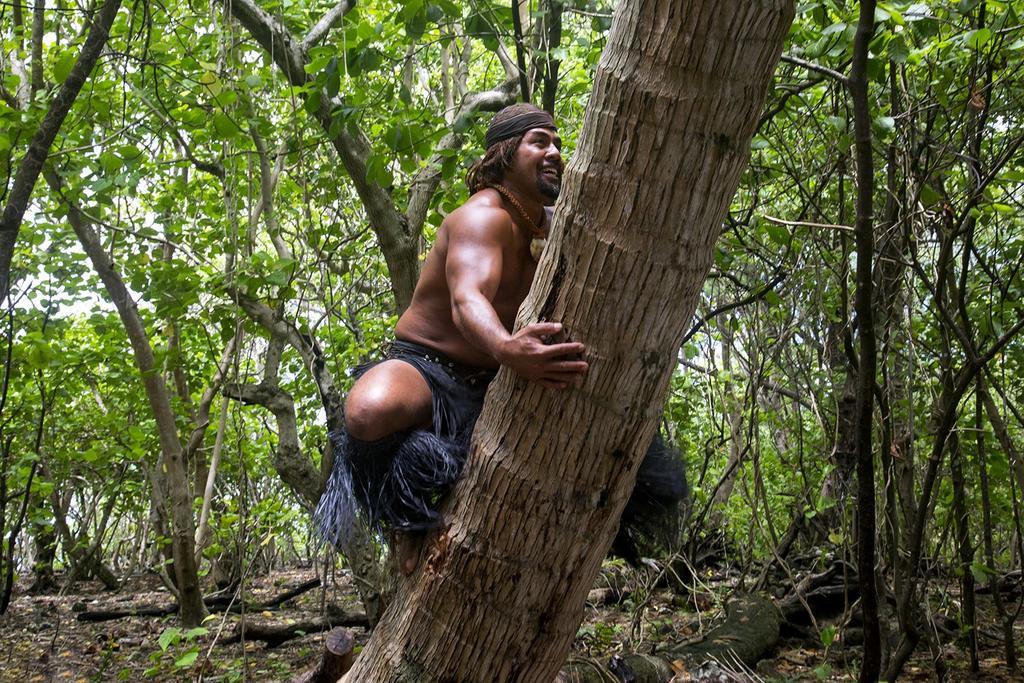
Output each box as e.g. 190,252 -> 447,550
492,184 -> 548,261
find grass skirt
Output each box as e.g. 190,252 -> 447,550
315,340 -> 688,560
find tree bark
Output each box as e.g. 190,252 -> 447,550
847,0 -> 881,679
344,2 -> 794,681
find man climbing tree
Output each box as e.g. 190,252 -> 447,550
337,0 -> 795,680
315,103 -> 687,575
317,1 -> 798,680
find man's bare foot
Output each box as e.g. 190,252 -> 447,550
394,530 -> 424,575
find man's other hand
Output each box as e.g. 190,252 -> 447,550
498,322 -> 588,390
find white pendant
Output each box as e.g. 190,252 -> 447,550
530,237 -> 547,261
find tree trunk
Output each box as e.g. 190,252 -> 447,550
848,0 -> 882,678
344,2 -> 794,681
949,433 -> 978,670
45,171 -> 206,626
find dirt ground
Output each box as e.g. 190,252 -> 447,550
0,565 -> 1020,682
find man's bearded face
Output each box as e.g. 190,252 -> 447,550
538,160 -> 562,200
511,127 -> 563,204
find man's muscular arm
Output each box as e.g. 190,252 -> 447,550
446,207 -> 587,389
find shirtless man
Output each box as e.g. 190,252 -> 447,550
347,105 -> 586,445
316,104 -> 684,574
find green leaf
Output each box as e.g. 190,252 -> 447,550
826,115 -> 846,130
174,650 -> 198,668
53,51 -> 77,83
367,155 -> 393,187
99,151 -> 122,175
465,11 -> 500,51
325,56 -> 340,99
964,28 -> 992,50
304,89 -> 322,115
405,9 -> 428,39
970,561 -> 993,584
452,112 -> 473,134
888,35 -> 909,63
750,136 -> 769,151
384,124 -> 414,152
158,627 -> 181,652
919,184 -> 943,206
765,223 -> 788,245
874,115 -> 895,132
905,4 -> 931,21
306,54 -> 333,74
213,113 -> 237,139
878,3 -> 903,25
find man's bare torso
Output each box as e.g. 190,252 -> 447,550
394,188 -> 539,368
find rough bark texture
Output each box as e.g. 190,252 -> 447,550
343,2 -> 794,681
290,628 -> 356,683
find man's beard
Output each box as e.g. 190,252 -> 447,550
537,173 -> 561,201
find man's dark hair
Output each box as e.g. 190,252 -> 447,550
465,103 -> 553,194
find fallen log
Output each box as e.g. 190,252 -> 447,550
225,606 -> 369,647
559,593 -> 781,682
587,586 -> 628,607
76,604 -> 177,621
76,577 -> 322,622
974,570 -> 1022,595
776,562 -> 858,627
290,628 -> 355,683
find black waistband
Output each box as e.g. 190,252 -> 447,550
390,339 -> 497,383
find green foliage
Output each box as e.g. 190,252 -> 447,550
2,3 -> 1023,656
144,625 -> 209,677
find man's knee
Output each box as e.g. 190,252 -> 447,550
345,389 -> 398,442
344,361 -> 432,442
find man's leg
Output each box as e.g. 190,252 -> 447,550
344,359 -> 432,441
343,360 -> 432,574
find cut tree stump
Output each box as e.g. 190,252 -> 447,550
560,593 -> 781,682
290,628 -> 355,683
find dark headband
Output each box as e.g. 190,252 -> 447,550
485,110 -> 557,149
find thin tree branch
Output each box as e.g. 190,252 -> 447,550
301,0 -> 354,50
406,79 -> 518,236
780,54 -> 849,85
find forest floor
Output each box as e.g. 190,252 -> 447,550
0,564 -> 1020,682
